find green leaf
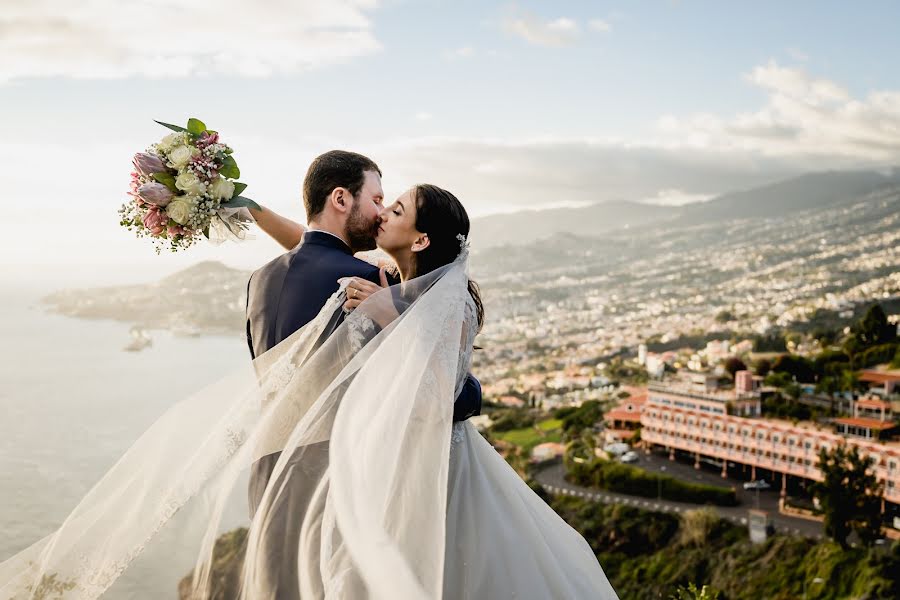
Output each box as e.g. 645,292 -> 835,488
154,120 -> 189,133
231,182 -> 248,198
152,172 -> 178,191
220,155 -> 240,179
202,226 -> 210,239
187,118 -> 207,135
221,195 -> 261,212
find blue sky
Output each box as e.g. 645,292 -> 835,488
2,0 -> 899,285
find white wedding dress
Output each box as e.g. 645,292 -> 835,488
0,253 -> 618,599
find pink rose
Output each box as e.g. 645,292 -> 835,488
137,182 -> 174,207
167,224 -> 185,237
132,152 -> 167,178
142,207 -> 168,236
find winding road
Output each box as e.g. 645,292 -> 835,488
535,460 -> 825,539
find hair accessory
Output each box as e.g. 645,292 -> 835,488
456,233 -> 470,260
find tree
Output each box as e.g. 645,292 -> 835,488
814,376 -> 842,416
840,370 -> 862,394
605,358 -> 649,384
771,354 -> 816,383
815,376 -> 841,396
752,332 -> 787,352
763,371 -> 793,388
723,356 -> 747,379
813,444 -> 884,549
715,310 -> 735,324
845,304 -> 897,355
812,348 -> 850,378
561,400 -> 603,433
857,343 -> 900,368
754,358 -> 772,377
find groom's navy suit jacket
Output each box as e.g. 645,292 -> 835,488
245,230 -> 482,422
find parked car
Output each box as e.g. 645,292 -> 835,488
743,479 -> 771,490
604,442 -> 630,456
620,451 -> 640,464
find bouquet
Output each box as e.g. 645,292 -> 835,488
119,118 -> 260,253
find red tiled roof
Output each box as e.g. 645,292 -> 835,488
605,408 -> 643,423
834,417 -> 898,430
859,370 -> 900,384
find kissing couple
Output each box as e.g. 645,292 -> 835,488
0,150 -> 619,600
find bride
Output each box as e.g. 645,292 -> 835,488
0,184 -> 618,599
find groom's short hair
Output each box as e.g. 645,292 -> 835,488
303,150 -> 382,220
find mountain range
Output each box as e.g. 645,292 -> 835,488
42,168 -> 900,339
470,168 -> 900,248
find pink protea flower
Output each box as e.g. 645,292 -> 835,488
128,171 -> 141,195
137,182 -> 174,207
132,152 -> 167,178
142,207 -> 168,236
195,131 -> 219,148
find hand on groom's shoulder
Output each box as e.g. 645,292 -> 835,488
454,374 -> 482,422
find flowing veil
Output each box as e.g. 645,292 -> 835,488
0,251 -> 618,599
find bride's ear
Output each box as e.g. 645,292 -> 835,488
411,233 -> 430,253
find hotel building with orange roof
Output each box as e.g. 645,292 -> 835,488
640,370 -> 900,513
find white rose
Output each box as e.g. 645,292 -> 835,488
208,176 -> 235,200
157,132 -> 182,152
168,145 -> 195,169
175,171 -> 207,196
165,195 -> 197,225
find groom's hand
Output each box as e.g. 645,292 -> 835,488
342,267 -> 390,312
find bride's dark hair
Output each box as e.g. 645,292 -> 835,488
411,184 -> 484,332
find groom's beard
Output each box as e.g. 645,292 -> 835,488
345,200 -> 378,252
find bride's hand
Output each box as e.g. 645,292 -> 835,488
343,268 -> 389,311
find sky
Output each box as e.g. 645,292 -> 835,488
2,0 -> 900,286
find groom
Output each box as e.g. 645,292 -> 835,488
243,150 -> 482,598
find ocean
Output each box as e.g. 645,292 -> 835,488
0,286 -> 250,597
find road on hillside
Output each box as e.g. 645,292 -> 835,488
535,461 -> 824,539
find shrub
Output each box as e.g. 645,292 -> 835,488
566,459 -> 738,506
489,409 -> 536,432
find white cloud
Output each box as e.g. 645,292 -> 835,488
503,13 -> 581,47
655,61 -> 900,164
0,0 -> 381,83
414,111 -> 433,122
443,46 -> 476,60
588,19 -> 612,33
638,189 -> 714,206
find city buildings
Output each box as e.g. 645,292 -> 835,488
603,389 -> 647,442
640,373 -> 900,512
